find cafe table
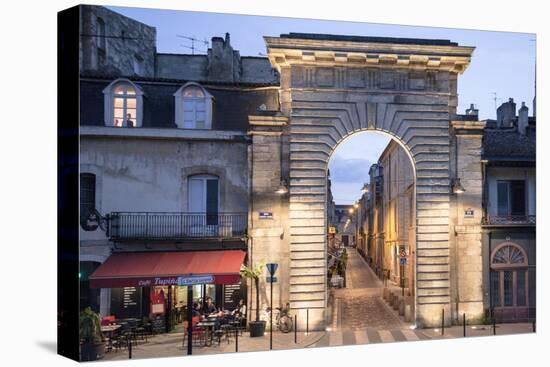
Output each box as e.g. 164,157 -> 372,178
100,324 -> 121,352
196,320 -> 217,346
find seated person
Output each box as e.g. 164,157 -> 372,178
231,299 -> 247,319
192,303 -> 201,317
203,297 -> 217,315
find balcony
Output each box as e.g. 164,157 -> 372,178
108,212 -> 248,241
483,215 -> 536,226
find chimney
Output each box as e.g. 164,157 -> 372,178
207,34 -> 241,82
496,98 -> 516,128
465,103 -> 479,118
225,32 -> 231,47
518,102 -> 529,135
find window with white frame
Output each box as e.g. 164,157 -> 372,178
188,175 -> 219,225
103,79 -> 144,128
174,83 -> 214,129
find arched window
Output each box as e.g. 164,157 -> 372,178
490,243 -> 529,314
174,82 -> 214,129
103,79 -> 144,128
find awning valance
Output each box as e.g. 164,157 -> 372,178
89,250 -> 246,288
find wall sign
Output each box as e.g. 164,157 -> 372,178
259,211 -> 273,219
176,275 -> 214,286
464,208 -> 474,217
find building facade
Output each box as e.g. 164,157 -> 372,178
78,5 -> 535,331
481,99 -> 536,322
78,6 -> 278,329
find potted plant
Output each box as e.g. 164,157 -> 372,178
240,263 -> 266,337
79,307 -> 106,361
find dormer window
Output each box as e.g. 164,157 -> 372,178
174,82 -> 214,129
103,79 -> 144,128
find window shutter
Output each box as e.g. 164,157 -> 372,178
206,179 -> 219,225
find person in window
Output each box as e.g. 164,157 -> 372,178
126,113 -> 134,128
203,296 -> 217,315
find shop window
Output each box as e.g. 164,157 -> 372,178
103,79 -> 144,128
174,82 -> 214,129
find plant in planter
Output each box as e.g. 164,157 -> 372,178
79,307 -> 106,361
240,263 -> 266,337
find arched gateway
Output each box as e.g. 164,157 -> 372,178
248,33 -> 480,329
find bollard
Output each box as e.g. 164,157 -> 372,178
306,309 -> 309,335
294,315 -> 297,344
127,334 -> 132,359
463,313 -> 466,337
493,313 -> 496,335
533,320 -> 536,333
441,309 -> 444,336
235,328 -> 238,352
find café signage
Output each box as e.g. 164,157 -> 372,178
177,275 -> 214,286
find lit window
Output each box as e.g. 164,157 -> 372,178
174,83 -> 214,129
103,79 -> 144,128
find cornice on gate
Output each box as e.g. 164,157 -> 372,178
264,35 -> 474,74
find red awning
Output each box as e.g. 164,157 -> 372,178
89,250 -> 246,288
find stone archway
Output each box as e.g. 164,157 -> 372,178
263,34 -> 475,329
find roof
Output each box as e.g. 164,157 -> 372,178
80,71 -> 279,88
280,32 -> 458,46
482,128 -> 536,162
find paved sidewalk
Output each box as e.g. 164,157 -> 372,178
101,329 -> 325,361
422,322 -> 535,340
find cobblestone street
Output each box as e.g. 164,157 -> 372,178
332,247 -> 405,331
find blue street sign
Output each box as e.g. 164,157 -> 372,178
266,263 -> 278,275
266,276 -> 278,283
177,275 -> 214,286
400,258 -> 407,265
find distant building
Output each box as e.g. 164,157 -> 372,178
481,99 -> 536,322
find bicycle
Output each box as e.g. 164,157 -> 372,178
266,303 -> 293,333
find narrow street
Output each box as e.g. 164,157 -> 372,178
310,248 -> 429,347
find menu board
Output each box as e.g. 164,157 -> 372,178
223,280 -> 247,311
111,287 -> 142,319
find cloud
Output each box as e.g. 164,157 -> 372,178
328,157 -> 373,183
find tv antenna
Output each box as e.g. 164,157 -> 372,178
492,92 -> 502,111
176,35 -> 209,55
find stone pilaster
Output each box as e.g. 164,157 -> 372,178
450,121 -> 486,323
248,114 -> 290,323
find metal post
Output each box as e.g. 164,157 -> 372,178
442,309 -> 445,335
401,265 -> 405,297
491,309 -> 497,335
294,314 -> 297,344
270,277 -> 273,350
306,308 -> 309,335
127,334 -> 132,359
463,313 -> 466,337
533,320 -> 536,333
235,328 -> 238,352
187,286 -> 193,355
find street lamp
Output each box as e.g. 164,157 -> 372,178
361,183 -> 369,194
275,179 -> 288,195
348,208 -> 354,214
452,178 -> 465,194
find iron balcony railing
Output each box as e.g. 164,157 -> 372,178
483,215 -> 536,225
108,212 -> 248,241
